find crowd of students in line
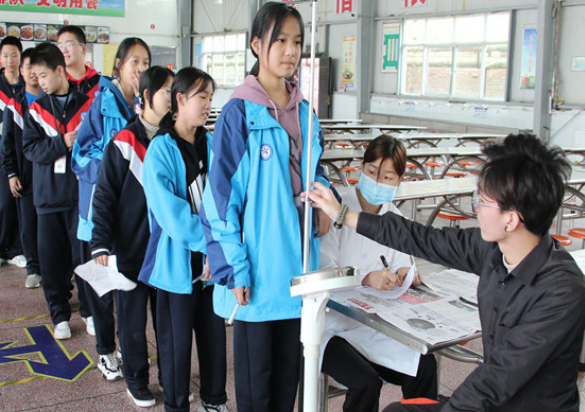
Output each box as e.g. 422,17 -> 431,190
2,2 -> 585,412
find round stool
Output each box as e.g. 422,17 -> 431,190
335,142 -> 352,149
568,228 -> 585,248
437,212 -> 470,228
445,171 -> 467,178
551,234 -> 573,247
424,161 -> 444,180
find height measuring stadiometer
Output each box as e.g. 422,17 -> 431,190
288,1 -> 360,412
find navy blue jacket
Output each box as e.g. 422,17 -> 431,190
22,86 -> 92,214
90,117 -> 151,279
1,92 -> 34,194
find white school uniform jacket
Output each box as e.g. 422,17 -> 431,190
319,185 -> 420,377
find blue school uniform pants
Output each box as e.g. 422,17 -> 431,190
15,192 -> 39,275
80,241 -> 115,355
233,318 -> 301,412
0,173 -> 22,259
157,282 -> 227,412
37,209 -> 82,325
115,276 -> 160,390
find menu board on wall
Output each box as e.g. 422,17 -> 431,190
0,22 -> 109,43
0,0 -> 124,18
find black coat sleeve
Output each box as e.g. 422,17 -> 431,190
1,103 -> 19,178
356,211 -> 490,275
90,140 -> 129,258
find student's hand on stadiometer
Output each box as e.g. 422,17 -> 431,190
302,181 -> 359,229
8,176 -> 22,197
93,255 -> 108,266
63,130 -> 78,148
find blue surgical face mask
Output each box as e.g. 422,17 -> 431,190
357,173 -> 398,205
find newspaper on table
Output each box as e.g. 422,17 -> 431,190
329,269 -> 481,345
74,256 -> 137,297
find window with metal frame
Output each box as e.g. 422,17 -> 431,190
201,32 -> 247,88
401,12 -> 510,101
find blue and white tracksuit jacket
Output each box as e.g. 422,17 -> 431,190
71,76 -> 134,242
138,130 -> 213,294
200,98 -> 330,322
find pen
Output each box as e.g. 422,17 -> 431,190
380,255 -> 402,286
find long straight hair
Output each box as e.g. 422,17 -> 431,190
249,1 -> 304,76
112,37 -> 151,79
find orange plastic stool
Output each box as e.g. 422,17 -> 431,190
445,171 -> 467,178
335,142 -> 352,148
346,178 -> 359,185
437,212 -> 469,228
568,228 -> 585,247
551,234 -> 573,247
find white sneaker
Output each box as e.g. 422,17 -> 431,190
7,255 -> 27,268
54,321 -> 71,340
25,274 -> 41,288
97,353 -> 123,381
83,317 -> 95,336
199,402 -> 232,412
116,349 -> 123,365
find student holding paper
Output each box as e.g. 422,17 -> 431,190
305,133 -> 585,412
319,135 -> 437,412
138,67 -> 229,412
91,66 -> 174,407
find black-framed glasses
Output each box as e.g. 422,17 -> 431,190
470,190 -> 500,214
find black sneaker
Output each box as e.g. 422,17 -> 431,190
127,387 -> 156,408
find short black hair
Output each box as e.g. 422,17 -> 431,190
20,48 -> 35,64
1,36 -> 23,54
139,65 -> 174,109
249,1 -> 304,76
479,133 -> 571,236
363,134 -> 407,178
57,25 -> 87,44
112,37 -> 151,79
30,42 -> 66,73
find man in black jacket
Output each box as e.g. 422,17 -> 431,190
306,133 -> 585,412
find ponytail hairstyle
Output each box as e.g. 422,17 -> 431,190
159,66 -> 216,129
138,65 -> 174,110
249,1 -> 304,76
112,37 -> 151,79
362,134 -> 407,179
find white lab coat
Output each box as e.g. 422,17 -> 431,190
320,186 -> 420,377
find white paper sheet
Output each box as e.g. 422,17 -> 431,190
74,256 -> 137,297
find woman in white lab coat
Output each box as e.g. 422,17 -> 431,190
320,135 -> 438,412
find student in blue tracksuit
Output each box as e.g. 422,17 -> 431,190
72,37 -> 151,380
200,3 -> 331,411
139,67 -> 230,412
91,66 -> 174,408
